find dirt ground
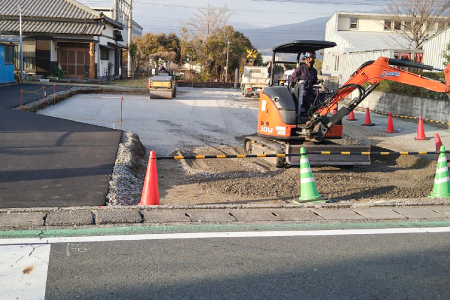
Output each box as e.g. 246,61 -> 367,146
155,138 -> 437,206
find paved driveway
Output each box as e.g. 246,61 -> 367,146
0,84 -> 122,208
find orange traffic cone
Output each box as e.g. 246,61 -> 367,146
435,133 -> 449,162
384,111 -> 399,133
361,108 -> 375,126
347,110 -> 358,121
139,150 -> 160,205
414,116 -> 430,140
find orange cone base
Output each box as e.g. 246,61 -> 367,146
414,137 -> 431,140
361,123 -> 375,126
384,129 -> 400,133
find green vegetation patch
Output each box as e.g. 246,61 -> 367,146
374,71 -> 447,100
112,78 -> 148,88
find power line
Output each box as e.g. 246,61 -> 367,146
81,0 -> 386,14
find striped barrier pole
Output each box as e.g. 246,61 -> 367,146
155,151 -> 443,161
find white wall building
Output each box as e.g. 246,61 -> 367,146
422,28 -> 450,69
323,11 -> 432,85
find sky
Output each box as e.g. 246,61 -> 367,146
79,0 -> 389,32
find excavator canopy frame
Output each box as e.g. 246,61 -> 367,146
269,40 -> 336,86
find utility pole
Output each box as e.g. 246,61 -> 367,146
113,0 -> 118,20
19,4 -> 23,83
225,40 -> 230,82
127,0 -> 133,78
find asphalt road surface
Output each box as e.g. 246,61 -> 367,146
2,224 -> 450,300
0,84 -> 122,208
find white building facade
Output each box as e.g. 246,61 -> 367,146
323,12 -> 429,85
422,27 -> 450,69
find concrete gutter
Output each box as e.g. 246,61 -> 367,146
1,199 -> 450,230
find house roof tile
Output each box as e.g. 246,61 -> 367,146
0,19 -> 103,35
0,0 -> 100,19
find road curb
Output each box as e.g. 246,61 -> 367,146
1,199 -> 450,230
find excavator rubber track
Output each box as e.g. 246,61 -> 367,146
244,135 -> 371,167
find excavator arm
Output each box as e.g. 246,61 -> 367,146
306,57 -> 450,142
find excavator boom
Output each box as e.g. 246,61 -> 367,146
306,57 -> 450,142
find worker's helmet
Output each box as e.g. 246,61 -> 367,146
304,52 -> 316,59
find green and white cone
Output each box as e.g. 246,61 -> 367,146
429,146 -> 450,198
293,147 -> 329,204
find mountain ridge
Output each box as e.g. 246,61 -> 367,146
236,17 -> 329,54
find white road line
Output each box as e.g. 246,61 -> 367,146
0,244 -> 51,300
0,227 -> 450,245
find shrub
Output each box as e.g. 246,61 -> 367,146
374,71 -> 447,100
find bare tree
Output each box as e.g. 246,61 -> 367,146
383,0 -> 450,49
182,4 -> 232,42
180,4 -> 233,79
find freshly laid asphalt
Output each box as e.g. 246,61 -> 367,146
0,83 -> 122,208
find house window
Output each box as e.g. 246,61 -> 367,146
425,22 -> 435,32
403,21 -> 412,31
350,18 -> 358,29
437,22 -> 446,31
394,21 -> 401,30
384,20 -> 392,30
334,56 -> 339,72
100,47 -> 109,60
5,46 -> 14,64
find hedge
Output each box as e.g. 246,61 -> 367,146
373,71 -> 448,100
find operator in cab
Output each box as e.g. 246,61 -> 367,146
288,52 -> 320,116
159,64 -> 167,73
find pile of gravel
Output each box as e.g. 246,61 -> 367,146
106,131 -> 146,205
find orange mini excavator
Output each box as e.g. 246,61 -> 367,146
244,40 -> 450,167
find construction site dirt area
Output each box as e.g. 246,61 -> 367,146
37,88 -> 445,206
156,144 -> 436,206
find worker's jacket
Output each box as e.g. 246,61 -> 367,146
288,63 -> 318,91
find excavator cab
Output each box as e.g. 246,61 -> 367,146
244,40 -> 370,167
269,41 -> 336,119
